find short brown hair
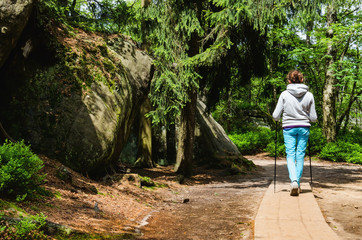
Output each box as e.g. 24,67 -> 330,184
287,70 -> 303,83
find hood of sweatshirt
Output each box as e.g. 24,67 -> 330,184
287,84 -> 309,98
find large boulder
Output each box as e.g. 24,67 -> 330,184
195,99 -> 255,173
0,0 -> 33,69
196,99 -> 240,157
0,20 -> 153,176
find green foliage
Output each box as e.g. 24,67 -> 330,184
265,130 -> 285,157
264,127 -> 332,158
143,1 -> 203,125
320,141 -> 362,164
0,141 -> 46,200
143,0 -> 287,126
0,214 -> 49,240
339,127 -> 362,145
36,0 -> 140,35
309,127 -> 327,154
211,0 -> 361,138
229,127 -> 272,155
232,126 -> 362,164
319,127 -> 362,164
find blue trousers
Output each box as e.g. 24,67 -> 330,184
283,127 -> 310,186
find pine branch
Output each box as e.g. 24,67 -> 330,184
341,7 -> 360,19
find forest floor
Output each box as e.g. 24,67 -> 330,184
4,153 -> 361,240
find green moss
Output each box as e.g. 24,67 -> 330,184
98,44 -> 109,57
138,175 -> 168,190
102,58 -> 117,73
0,199 -> 26,214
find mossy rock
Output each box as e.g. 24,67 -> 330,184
0,18 -> 153,177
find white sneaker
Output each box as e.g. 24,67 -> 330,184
290,181 -> 299,196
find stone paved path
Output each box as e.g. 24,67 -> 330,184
255,182 -> 339,239
254,158 -> 340,240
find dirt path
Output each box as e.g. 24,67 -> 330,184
139,154 -> 362,240
309,160 -> 362,239
139,178 -> 268,239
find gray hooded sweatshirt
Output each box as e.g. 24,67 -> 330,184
272,84 -> 318,128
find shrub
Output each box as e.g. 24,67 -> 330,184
0,141 -> 46,200
0,214 -> 49,240
229,127 -> 272,155
265,141 -> 286,157
309,127 -> 327,154
229,126 -> 362,164
266,127 -> 327,157
339,127 -> 362,145
265,130 -> 285,157
319,141 -> 362,164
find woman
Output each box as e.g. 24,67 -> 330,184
272,70 -> 318,196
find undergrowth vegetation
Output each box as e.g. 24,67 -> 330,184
0,213 -> 49,240
228,128 -> 272,155
229,127 -> 362,164
0,141 -> 46,201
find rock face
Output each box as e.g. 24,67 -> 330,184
0,17 -> 153,176
60,34 -> 154,175
195,99 -> 255,173
0,0 -> 33,69
196,99 -> 241,158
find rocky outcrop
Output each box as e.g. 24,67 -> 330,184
196,100 -> 240,157
0,0 -> 33,69
60,34 -> 154,175
0,17 -> 153,176
195,99 -> 255,173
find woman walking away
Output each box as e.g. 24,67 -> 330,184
272,70 -> 317,196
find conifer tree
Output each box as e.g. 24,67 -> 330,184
143,0 -> 283,176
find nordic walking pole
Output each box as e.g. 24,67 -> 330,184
274,122 -> 277,193
308,138 -> 313,190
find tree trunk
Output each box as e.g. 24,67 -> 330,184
135,98 -> 153,168
225,88 -> 232,132
141,0 -> 151,8
174,89 -> 197,177
322,4 -> 338,142
306,20 -> 314,46
174,1 -> 202,177
339,42 -> 360,134
70,0 -> 78,17
337,81 -> 357,134
166,123 -> 176,164
173,1 -> 202,177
